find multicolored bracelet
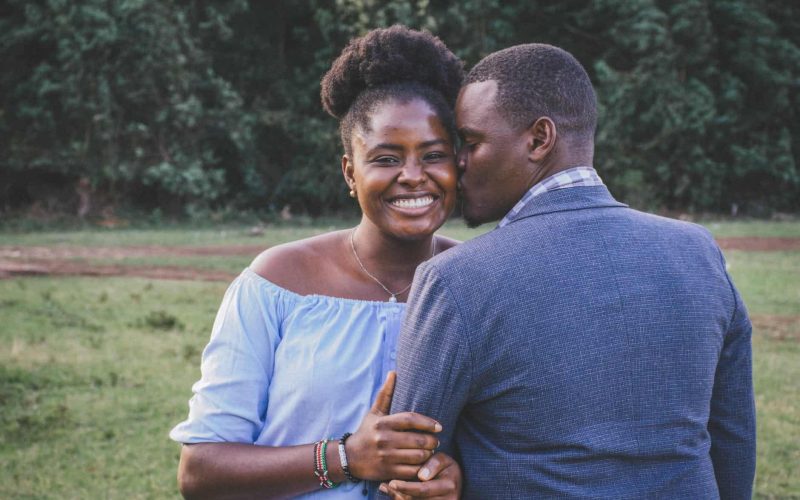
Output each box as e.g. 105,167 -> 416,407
313,439 -> 339,489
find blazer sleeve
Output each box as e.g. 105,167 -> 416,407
709,262 -> 756,500
390,261 -> 473,453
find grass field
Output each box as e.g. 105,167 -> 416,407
1,219 -> 798,498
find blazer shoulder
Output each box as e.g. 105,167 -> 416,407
634,211 -> 718,246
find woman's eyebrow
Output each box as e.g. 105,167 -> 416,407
417,139 -> 448,149
369,143 -> 404,153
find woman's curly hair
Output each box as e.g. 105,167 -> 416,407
321,25 -> 463,156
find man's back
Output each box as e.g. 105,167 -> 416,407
391,186 -> 755,498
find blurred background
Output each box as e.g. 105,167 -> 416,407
1,0 -> 798,223
1,1 -> 798,498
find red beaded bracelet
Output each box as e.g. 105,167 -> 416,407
313,439 -> 339,489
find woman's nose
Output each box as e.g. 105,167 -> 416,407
398,159 -> 426,187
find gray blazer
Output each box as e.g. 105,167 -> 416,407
391,185 -> 755,499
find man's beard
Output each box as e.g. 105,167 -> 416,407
461,198 -> 485,228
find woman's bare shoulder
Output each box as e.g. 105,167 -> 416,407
435,234 -> 460,253
249,230 -> 347,293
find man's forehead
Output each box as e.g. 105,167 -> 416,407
457,80 -> 500,126
458,80 -> 498,107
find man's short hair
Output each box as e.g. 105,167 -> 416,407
465,44 -> 597,140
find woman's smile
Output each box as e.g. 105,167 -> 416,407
387,193 -> 439,212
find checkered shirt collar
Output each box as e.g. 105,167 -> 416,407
497,166 -> 604,228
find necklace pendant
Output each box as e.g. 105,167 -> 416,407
388,295 -> 397,303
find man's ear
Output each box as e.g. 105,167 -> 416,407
526,117 -> 557,163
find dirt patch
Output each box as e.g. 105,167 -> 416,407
0,244 -> 262,281
716,237 -> 800,252
0,244 -> 264,261
0,258 -> 237,282
751,314 -> 800,342
0,236 -> 797,281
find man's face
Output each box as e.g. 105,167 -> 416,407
455,80 -> 532,227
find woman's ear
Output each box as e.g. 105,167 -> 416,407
342,155 -> 356,197
527,117 -> 557,163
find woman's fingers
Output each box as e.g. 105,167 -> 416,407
370,371 -> 396,416
385,464 -> 426,481
372,429 -> 439,452
383,447 -> 434,465
380,411 -> 442,434
350,376 -> 442,481
381,478 -> 457,498
416,452 -> 447,481
378,482 -> 413,500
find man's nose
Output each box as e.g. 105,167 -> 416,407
456,147 -> 468,171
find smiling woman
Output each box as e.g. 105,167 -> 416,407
345,98 -> 457,242
170,25 -> 465,499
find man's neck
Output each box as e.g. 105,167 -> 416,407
523,162 -> 592,193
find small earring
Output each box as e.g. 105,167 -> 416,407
349,189 -> 356,198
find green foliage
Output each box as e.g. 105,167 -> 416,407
1,0 -> 798,216
0,0 -> 254,213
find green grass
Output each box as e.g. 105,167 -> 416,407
702,219 -> 800,238
1,218 -> 798,248
753,333 -> 800,498
0,219 -> 798,498
0,277 -> 225,499
726,251 -> 800,316
0,218 -> 490,247
0,224 -> 339,247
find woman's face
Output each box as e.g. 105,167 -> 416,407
344,98 -> 457,240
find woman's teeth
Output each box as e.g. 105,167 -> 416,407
391,196 -> 435,209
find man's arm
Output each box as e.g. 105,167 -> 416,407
391,262 -> 473,452
709,275 -> 756,500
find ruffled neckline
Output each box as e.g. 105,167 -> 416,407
243,267 -> 408,308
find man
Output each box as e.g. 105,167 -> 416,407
389,44 -> 755,498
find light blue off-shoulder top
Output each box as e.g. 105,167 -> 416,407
170,267 -> 405,499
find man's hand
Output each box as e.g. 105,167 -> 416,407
379,451 -> 462,499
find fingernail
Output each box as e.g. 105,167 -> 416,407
379,484 -> 388,494
419,467 -> 431,480
434,422 -> 443,432
436,439 -> 440,448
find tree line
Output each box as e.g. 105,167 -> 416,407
1,0 -> 798,218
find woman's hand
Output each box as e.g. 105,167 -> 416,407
345,371 -> 443,481
378,451 -> 462,499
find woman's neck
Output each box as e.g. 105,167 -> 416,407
350,218 -> 436,284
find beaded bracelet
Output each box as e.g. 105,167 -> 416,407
338,432 -> 360,483
313,439 -> 339,489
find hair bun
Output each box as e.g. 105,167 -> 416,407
321,25 -> 463,119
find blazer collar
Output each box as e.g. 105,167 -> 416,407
502,185 -> 628,226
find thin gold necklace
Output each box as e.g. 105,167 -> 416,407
349,228 -> 436,302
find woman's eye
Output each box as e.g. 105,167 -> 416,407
373,156 -> 399,165
424,151 -> 448,161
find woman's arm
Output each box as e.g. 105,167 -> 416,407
178,373 -> 442,499
179,442 -> 323,500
